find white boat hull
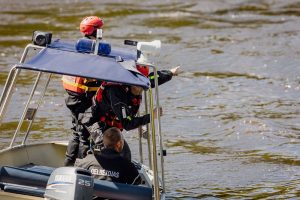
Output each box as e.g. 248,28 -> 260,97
0,142 -> 163,200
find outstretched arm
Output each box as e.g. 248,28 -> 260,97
149,66 -> 181,87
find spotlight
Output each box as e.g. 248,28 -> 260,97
32,31 -> 52,46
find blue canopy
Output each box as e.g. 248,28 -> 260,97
19,40 -> 150,89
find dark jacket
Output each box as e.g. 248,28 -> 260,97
75,149 -> 140,184
80,85 -> 149,141
80,70 -> 173,134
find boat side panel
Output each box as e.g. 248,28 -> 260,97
0,142 -> 67,167
26,143 -> 66,167
0,146 -> 29,167
0,191 -> 42,200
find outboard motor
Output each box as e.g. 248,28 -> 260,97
44,167 -> 93,200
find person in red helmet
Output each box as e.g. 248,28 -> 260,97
63,16 -> 104,166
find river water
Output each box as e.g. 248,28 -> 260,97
0,0 -> 299,199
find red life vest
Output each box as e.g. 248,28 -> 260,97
95,83 -> 141,130
95,82 -> 118,102
62,75 -> 99,94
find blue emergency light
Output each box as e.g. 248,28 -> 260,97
75,38 -> 111,55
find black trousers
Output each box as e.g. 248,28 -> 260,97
64,92 -> 93,166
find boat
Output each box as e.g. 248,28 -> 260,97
0,31 -> 166,200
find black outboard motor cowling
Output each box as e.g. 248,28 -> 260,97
44,167 -> 93,200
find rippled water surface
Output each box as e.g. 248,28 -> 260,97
0,0 -> 300,199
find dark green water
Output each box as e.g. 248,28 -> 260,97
0,0 -> 299,199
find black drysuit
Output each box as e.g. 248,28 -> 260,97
65,70 -> 173,165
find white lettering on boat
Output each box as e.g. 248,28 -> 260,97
91,168 -> 119,178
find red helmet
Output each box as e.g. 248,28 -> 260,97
80,16 -> 104,36
136,65 -> 149,77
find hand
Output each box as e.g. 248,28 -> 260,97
88,122 -> 104,145
170,66 -> 181,76
153,107 -> 163,118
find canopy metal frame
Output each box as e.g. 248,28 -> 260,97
0,43 -> 166,200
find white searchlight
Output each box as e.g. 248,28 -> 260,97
137,40 -> 161,65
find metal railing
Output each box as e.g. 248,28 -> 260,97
0,44 -> 45,147
136,62 -> 166,200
